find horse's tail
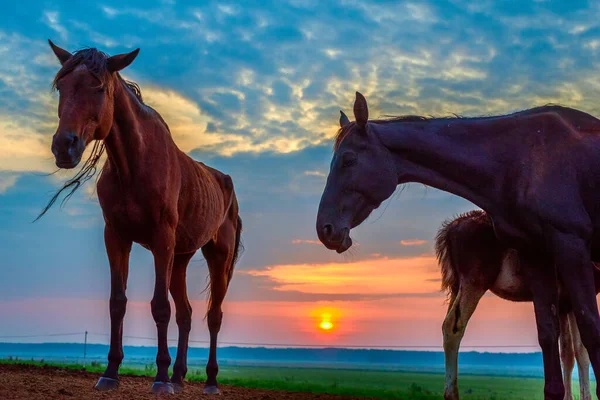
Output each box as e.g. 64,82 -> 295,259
204,214 -> 243,318
435,217 -> 460,302
228,215 -> 243,288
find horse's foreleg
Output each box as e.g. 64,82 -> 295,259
169,252 -> 195,392
442,285 -> 485,400
150,227 -> 176,394
568,312 -> 592,400
95,225 -> 132,391
201,215 -> 239,395
551,232 -> 600,400
559,312 -> 574,400
523,249 -> 564,400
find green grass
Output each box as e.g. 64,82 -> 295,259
0,358 -> 591,399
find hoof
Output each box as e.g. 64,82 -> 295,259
203,385 -> 221,395
173,383 -> 184,393
151,381 -> 175,394
94,377 -> 119,391
444,392 -> 459,400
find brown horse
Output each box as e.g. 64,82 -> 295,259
436,210 -> 597,400
316,92 -> 600,400
45,41 -> 242,394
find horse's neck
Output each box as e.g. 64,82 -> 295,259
103,83 -> 165,181
376,119 -> 504,213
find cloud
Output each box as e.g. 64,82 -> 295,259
0,174 -> 19,194
42,11 -> 68,41
141,86 -> 226,153
245,255 -> 442,296
291,239 -> 321,245
0,116 -> 56,173
303,170 -> 326,177
400,239 -> 428,246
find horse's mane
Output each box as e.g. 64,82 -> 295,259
36,48 -> 146,221
334,115 -> 435,150
333,104 -> 600,150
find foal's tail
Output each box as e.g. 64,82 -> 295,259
435,217 -> 460,301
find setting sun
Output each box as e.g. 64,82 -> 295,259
310,307 -> 342,335
319,320 -> 333,331
318,313 -> 335,332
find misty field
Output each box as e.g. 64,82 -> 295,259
1,359 -> 586,399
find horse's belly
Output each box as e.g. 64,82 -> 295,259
174,206 -> 224,253
490,250 -> 533,302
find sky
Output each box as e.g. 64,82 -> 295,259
2,0 -> 600,352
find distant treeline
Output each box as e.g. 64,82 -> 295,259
0,342 -> 544,369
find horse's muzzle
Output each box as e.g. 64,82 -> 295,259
52,131 -> 84,169
317,223 -> 353,253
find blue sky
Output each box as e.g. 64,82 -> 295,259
0,0 -> 599,349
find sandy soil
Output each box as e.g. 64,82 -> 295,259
0,364 -> 374,400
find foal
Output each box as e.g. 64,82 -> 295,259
45,41 -> 242,394
436,210 -> 596,400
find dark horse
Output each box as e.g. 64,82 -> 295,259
45,41 -> 242,394
436,210 -> 599,400
316,92 -> 600,400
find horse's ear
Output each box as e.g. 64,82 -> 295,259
339,110 -> 350,128
48,39 -> 72,66
354,91 -> 368,129
107,48 -> 140,73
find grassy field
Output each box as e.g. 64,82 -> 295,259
0,358 -> 589,399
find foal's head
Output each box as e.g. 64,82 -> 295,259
316,92 -> 398,253
48,40 -> 139,169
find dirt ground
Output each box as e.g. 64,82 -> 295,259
0,364 -> 374,400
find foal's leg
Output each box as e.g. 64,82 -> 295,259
150,227 -> 176,394
95,226 -> 132,391
558,312 -> 574,400
568,312 -> 592,400
169,251 -> 195,392
201,218 -> 238,395
551,232 -> 600,399
442,285 -> 486,400
522,250 -> 564,400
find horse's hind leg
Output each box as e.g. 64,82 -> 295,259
559,311 -> 574,400
550,231 -> 600,399
169,252 -> 195,392
442,284 -> 486,400
201,213 -> 240,395
568,312 -> 592,400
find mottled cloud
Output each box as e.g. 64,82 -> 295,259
5,0 -> 600,175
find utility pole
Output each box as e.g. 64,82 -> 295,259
83,331 -> 88,367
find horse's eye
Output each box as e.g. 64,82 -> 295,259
341,152 -> 357,168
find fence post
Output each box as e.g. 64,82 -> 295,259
83,331 -> 88,367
